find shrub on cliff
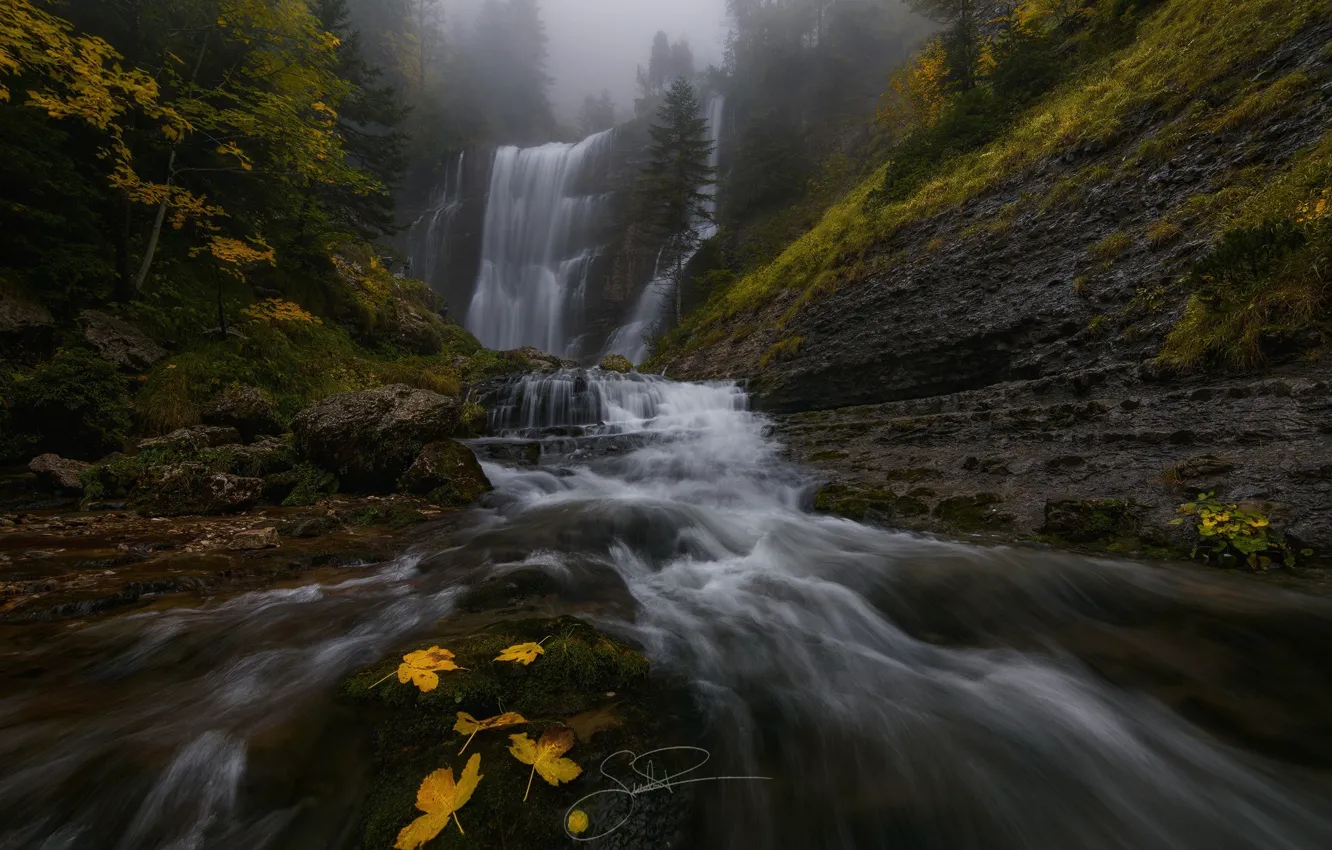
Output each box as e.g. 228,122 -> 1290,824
6,349 -> 131,460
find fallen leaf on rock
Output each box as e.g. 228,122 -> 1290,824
394,753 -> 483,848
494,641 -> 545,665
509,727 -> 582,801
454,711 -> 527,753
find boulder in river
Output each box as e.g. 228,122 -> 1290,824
291,384 -> 460,492
227,527 -> 280,550
598,353 -> 633,373
342,616 -> 693,850
28,454 -> 90,494
398,440 -> 492,506
77,310 -> 166,372
201,386 -> 281,441
134,462 -> 264,516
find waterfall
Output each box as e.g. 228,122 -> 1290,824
405,152 -> 466,288
603,95 -> 726,365
464,131 -> 616,357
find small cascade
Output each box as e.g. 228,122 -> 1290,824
465,131 -> 616,357
486,368 -> 747,435
603,96 -> 726,365
405,152 -> 466,288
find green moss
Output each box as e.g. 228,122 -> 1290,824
759,335 -> 804,368
343,617 -> 669,850
345,502 -> 428,530
1042,497 -> 1145,544
813,483 -> 902,522
268,462 -> 338,507
933,493 -> 1010,532
598,353 -> 633,373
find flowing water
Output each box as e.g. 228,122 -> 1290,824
604,97 -> 726,365
4,372 -> 1332,849
406,153 -> 467,290
465,132 -> 615,356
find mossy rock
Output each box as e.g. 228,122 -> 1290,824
342,616 -> 695,850
932,492 -> 1012,532
813,483 -> 905,523
1041,497 -> 1146,544
598,353 -> 633,373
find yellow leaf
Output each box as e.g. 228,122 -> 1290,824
509,727 -> 582,801
453,711 -> 527,754
494,641 -> 545,666
394,754 -> 483,849
567,809 -> 589,835
395,646 -> 460,693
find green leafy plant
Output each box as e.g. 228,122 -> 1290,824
1171,491 -> 1303,569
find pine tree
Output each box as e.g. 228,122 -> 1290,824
638,79 -> 716,323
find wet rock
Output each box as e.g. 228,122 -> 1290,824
138,425 -> 242,454
227,527 -> 280,550
28,454 -> 90,494
599,353 -> 633,373
509,346 -> 578,373
277,514 -> 342,539
134,463 -> 264,516
474,439 -> 542,466
292,384 -> 460,492
398,440 -> 492,506
1042,498 -> 1145,544
201,386 -> 281,440
77,310 -> 166,372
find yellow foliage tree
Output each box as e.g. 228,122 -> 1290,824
879,37 -> 951,133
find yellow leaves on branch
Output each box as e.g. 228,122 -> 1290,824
879,36 -> 951,132
241,298 -> 319,326
394,754 -> 483,849
397,646 -> 462,693
509,727 -> 582,802
454,711 -> 527,754
494,641 -> 546,666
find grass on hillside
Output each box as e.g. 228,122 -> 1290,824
651,0 -> 1332,366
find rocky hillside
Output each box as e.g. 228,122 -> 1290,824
655,0 -> 1332,567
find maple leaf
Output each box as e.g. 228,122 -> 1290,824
394,754 -> 483,849
369,646 -> 461,692
494,641 -> 545,665
508,727 -> 582,801
453,711 -> 527,754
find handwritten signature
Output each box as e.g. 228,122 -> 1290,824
563,746 -> 770,841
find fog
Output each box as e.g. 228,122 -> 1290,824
541,0 -> 728,123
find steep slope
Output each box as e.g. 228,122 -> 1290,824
655,0 -> 1332,565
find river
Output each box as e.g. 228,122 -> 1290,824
3,371 -> 1331,849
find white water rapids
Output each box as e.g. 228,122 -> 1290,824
3,372 -> 1332,849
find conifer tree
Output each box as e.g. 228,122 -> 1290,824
639,78 -> 716,323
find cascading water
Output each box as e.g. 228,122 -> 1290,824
603,96 -> 726,364
405,152 -> 466,288
5,370 -> 1332,849
465,131 -> 616,357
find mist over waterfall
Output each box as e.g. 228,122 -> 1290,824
464,131 -> 616,356
604,96 -> 726,365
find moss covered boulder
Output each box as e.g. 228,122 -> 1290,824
292,384 -> 460,492
201,385 -> 282,441
598,353 -> 633,373
398,440 -> 492,507
133,462 -> 264,516
342,616 -> 696,850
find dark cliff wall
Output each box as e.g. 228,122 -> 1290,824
656,14 -> 1332,564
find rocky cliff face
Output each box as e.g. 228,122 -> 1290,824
658,18 -> 1332,565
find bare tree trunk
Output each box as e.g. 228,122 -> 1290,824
132,33 -> 209,292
